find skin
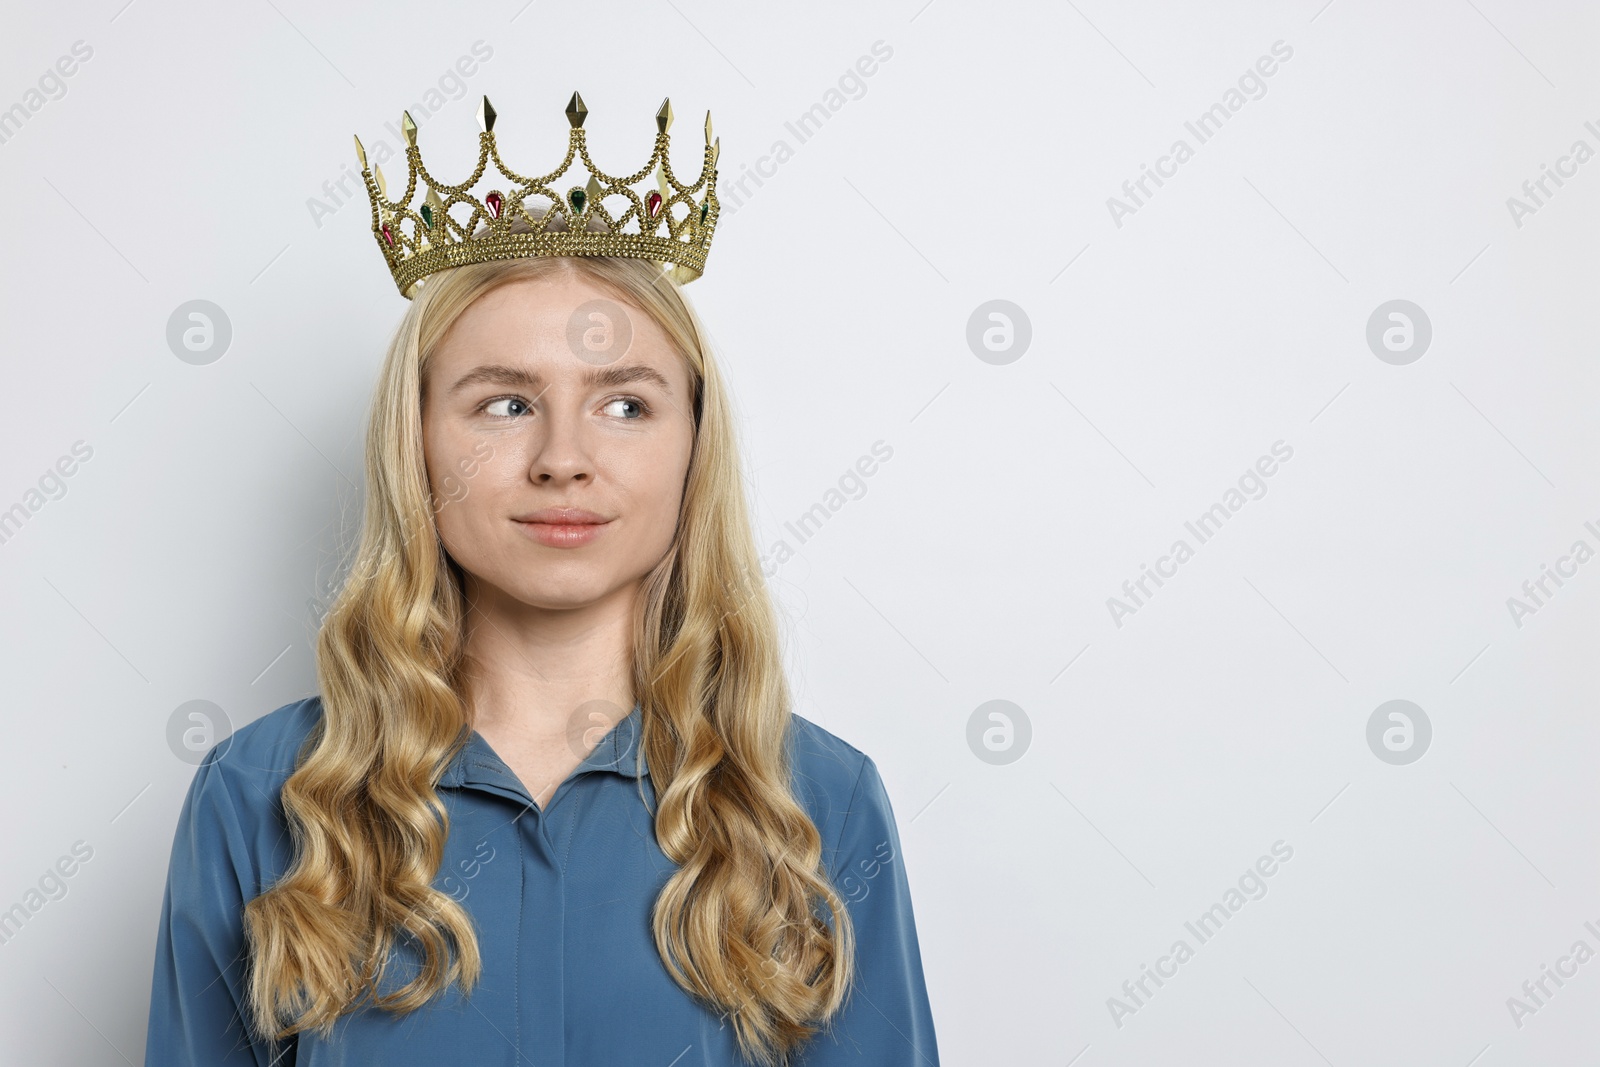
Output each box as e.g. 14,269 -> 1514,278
420,271 -> 695,809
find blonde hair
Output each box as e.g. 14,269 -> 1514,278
241,254 -> 856,1065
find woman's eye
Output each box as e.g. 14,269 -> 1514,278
483,396 -> 529,418
604,397 -> 649,419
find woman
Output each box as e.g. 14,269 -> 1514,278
143,96 -> 939,1065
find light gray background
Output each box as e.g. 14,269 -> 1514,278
2,1 -> 1596,1063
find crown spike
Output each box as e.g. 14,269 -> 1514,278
373,164 -> 388,200
566,91 -> 587,128
705,111 -> 713,145
585,174 -> 603,203
477,96 -> 497,133
656,98 -> 673,134
353,134 -> 368,170
401,111 -> 418,147
710,137 -> 720,168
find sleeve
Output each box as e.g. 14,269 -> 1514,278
798,755 -> 940,1066
144,748 -> 297,1067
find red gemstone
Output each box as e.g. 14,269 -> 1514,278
381,222 -> 394,246
485,190 -> 504,219
646,191 -> 662,218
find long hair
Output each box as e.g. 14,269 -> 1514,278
240,253 -> 856,1065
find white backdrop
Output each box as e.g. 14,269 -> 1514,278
2,1 -> 1597,1063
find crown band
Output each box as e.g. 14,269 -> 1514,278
356,91 -> 721,298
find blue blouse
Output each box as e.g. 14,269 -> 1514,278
143,697 -> 939,1065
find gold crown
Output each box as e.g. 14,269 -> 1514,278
355,91 -> 722,298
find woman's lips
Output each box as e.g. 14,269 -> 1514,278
513,519 -> 609,548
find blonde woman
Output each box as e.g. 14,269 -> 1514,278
143,94 -> 938,1067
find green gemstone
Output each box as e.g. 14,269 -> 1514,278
569,187 -> 586,213
420,203 -> 433,229
699,201 -> 708,222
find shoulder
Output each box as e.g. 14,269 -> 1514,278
201,694 -> 324,793
176,696 -> 324,891
785,712 -> 897,858
787,711 -> 870,793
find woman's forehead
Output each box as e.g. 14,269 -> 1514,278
428,276 -> 686,390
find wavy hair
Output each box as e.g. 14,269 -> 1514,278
240,253 -> 856,1065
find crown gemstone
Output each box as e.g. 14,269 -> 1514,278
485,191 -> 504,219
568,187 -> 587,213
426,189 -> 447,236
700,202 -> 709,222
381,222 -> 395,246
646,191 -> 662,218
420,203 -> 433,229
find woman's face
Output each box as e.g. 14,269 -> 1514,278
420,271 -> 695,613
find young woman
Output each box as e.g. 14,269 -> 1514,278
142,212 -> 940,1061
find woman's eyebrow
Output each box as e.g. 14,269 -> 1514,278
447,363 -> 672,397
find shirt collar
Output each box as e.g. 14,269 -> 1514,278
439,702 -> 647,792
